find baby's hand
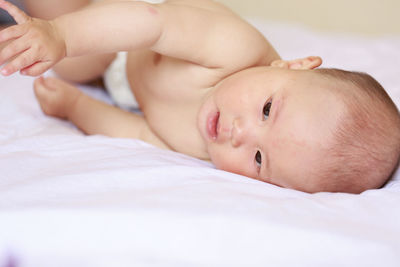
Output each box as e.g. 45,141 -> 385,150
34,77 -> 81,119
0,0 -> 66,76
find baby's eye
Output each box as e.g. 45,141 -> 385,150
263,101 -> 272,120
255,150 -> 262,168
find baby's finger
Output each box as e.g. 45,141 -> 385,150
0,0 -> 31,24
0,38 -> 29,66
1,49 -> 37,76
21,61 -> 52,77
0,24 -> 25,43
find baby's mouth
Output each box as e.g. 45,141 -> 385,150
207,111 -> 220,141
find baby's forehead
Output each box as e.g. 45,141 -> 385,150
284,72 -> 347,101
280,69 -> 345,92
274,86 -> 345,144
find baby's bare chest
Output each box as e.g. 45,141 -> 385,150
124,50 -> 220,158
126,50 -> 219,106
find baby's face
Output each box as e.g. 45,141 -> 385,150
197,67 -> 344,192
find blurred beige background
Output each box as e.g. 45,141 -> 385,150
217,0 -> 400,35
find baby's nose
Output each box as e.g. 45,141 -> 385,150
231,118 -> 251,147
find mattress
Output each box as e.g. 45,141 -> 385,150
0,20 -> 399,266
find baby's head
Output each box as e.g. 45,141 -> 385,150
310,68 -> 400,193
198,57 -> 400,193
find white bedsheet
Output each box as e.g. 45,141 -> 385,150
0,20 -> 399,267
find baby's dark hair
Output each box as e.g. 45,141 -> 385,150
314,68 -> 400,193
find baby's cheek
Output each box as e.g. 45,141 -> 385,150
210,149 -> 254,178
210,149 -> 232,169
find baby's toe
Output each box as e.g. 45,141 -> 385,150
33,77 -> 50,98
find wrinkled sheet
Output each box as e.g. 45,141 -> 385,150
0,20 -> 399,267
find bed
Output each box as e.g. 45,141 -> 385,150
0,19 -> 399,267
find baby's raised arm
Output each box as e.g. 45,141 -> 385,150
0,0 -> 278,76
52,0 -> 277,69
55,0 -> 277,69
0,0 -> 162,76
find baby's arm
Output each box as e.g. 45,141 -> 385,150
0,0 -> 161,76
0,0 -> 166,76
34,77 -> 169,150
56,0 -> 276,69
62,0 -> 278,69
0,0 -> 278,76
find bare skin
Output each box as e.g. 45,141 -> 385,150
0,0 -> 346,193
0,0 -> 282,156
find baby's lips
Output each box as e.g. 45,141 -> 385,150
214,116 -> 232,144
206,111 -> 219,141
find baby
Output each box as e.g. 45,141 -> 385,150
0,0 -> 399,193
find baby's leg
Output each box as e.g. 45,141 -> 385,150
52,54 -> 116,84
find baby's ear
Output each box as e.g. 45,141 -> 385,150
270,56 -> 322,70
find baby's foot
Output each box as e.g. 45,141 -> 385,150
34,76 -> 82,119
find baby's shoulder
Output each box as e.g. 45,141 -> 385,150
152,0 -> 278,74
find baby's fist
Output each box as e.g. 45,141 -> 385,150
0,0 -> 66,76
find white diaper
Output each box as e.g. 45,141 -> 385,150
103,52 -> 139,109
